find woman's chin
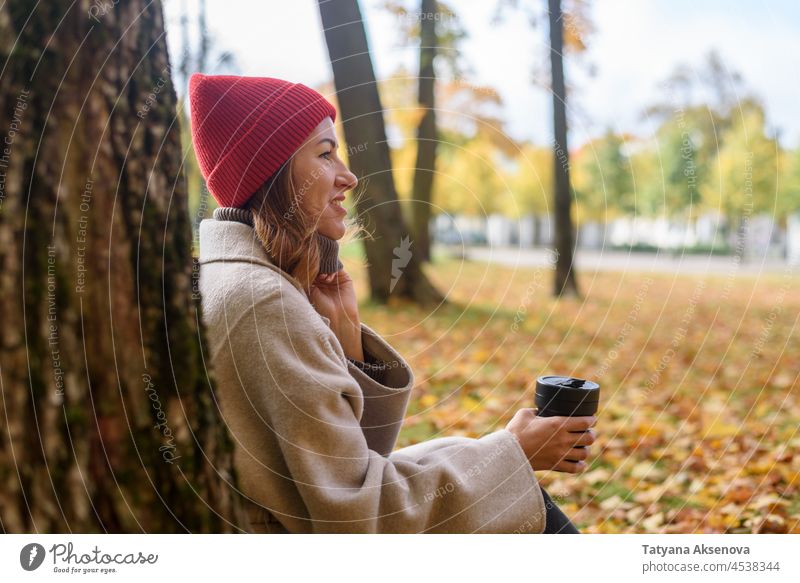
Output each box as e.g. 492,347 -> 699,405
318,221 -> 346,240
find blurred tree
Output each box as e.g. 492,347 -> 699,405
412,0 -> 439,263
782,145 -> 800,219
704,99 -> 779,239
495,0 -> 595,297
381,0 -> 467,262
379,73 -> 522,219
173,0 -> 238,248
445,136 -> 511,216
642,50 -> 761,222
378,69 -> 514,222
508,143 -> 552,219
626,142 -> 663,218
174,0 -> 237,94
548,0 -> 579,296
317,0 -> 444,304
574,129 -> 633,219
657,121 -> 704,217
0,0 -> 240,532
644,50 -> 744,136
378,70 -> 423,229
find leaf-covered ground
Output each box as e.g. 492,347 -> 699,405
350,252 -> 799,533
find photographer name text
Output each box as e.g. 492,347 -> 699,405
642,544 -> 750,557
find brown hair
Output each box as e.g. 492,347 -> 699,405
244,158 -> 366,293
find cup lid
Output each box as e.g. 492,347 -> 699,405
536,375 -> 600,401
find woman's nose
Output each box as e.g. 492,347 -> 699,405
336,166 -> 358,191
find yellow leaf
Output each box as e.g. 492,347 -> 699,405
582,467 -> 612,485
642,512 -> 664,530
460,396 -> 481,411
703,418 -> 739,439
419,394 -> 438,408
631,461 -> 666,480
600,495 -> 623,510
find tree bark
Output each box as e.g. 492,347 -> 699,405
317,0 -> 444,305
548,0 -> 580,297
0,0 -> 241,532
411,0 -> 438,263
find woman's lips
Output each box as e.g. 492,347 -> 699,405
330,200 -> 347,215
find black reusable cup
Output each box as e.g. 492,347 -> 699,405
535,375 -> 600,417
535,375 -> 599,463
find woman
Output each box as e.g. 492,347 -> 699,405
190,73 -> 595,533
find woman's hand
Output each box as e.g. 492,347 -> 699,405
505,408 -> 596,473
309,270 -> 364,361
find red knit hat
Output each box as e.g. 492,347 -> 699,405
188,74 -> 337,208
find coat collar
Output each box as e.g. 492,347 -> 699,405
198,218 -> 309,298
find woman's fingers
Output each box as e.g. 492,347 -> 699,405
554,459 -> 587,474
564,446 -> 589,461
573,429 -> 596,446
315,273 -> 336,287
564,415 -> 596,431
543,415 -> 595,432
322,272 -> 340,284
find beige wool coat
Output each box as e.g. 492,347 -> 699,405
198,217 -> 547,533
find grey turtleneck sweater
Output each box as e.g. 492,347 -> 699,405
212,206 -> 388,382
213,206 -> 343,274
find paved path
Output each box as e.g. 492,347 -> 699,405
436,245 -> 795,276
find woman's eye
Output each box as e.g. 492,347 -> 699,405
320,151 -> 332,159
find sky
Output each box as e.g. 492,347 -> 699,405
164,0 -> 800,149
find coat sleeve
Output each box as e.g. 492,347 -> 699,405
240,291 -> 547,534
344,322 -> 415,457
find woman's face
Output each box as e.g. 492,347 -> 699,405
291,117 -> 358,240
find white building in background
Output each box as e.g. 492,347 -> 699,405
740,214 -> 782,260
518,215 -> 536,247
787,214 -> 800,265
607,217 -> 637,246
432,211 -> 797,263
578,222 -> 606,249
487,214 -> 514,246
606,216 -> 695,249
534,215 -> 553,246
695,212 -> 726,246
433,214 -> 488,246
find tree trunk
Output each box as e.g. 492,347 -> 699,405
411,0 -> 438,264
548,0 -> 580,297
0,0 -> 242,532
317,0 -> 444,305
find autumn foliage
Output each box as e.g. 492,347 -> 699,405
352,255 -> 799,533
